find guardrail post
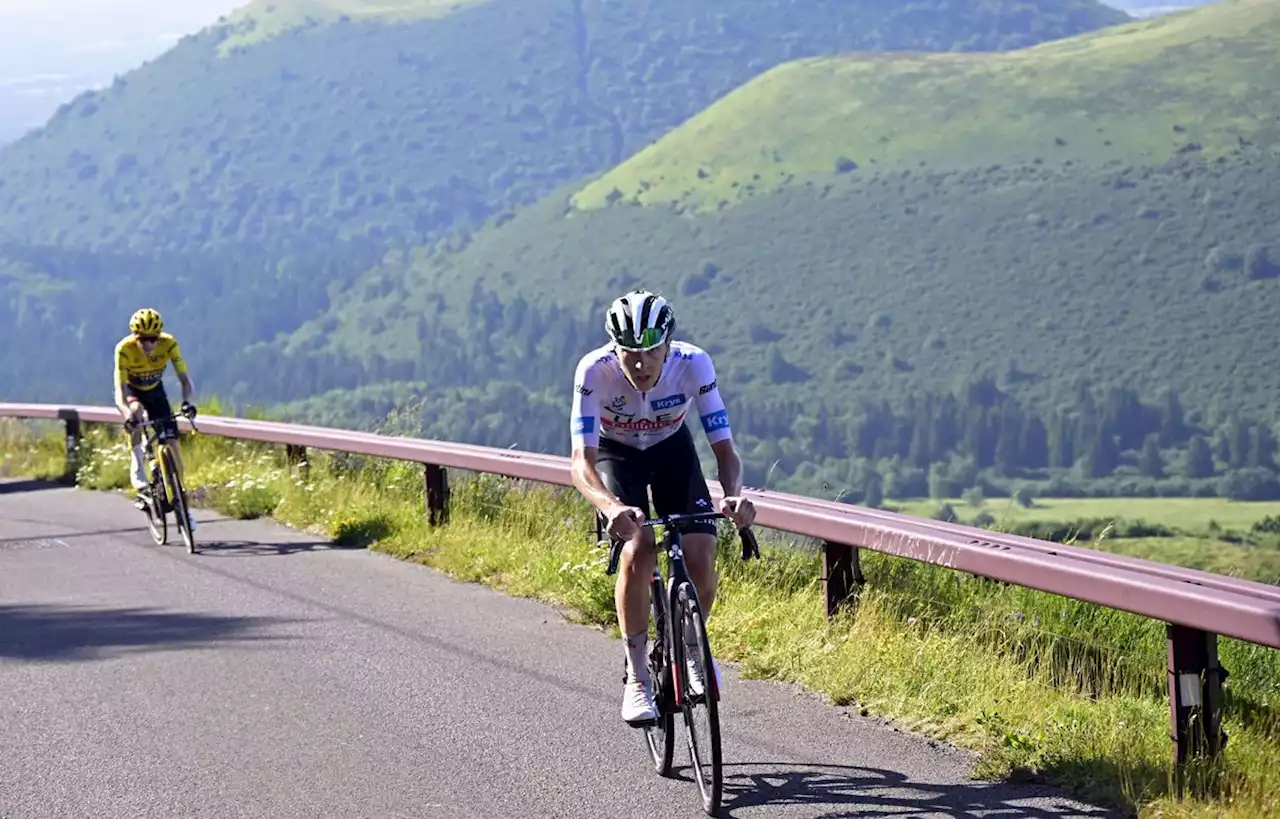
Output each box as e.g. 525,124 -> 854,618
822,542 -> 865,617
1167,624 -> 1227,795
59,410 -> 82,485
285,444 -> 308,480
424,463 -> 450,526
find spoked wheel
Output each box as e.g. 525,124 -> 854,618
142,485 -> 167,545
677,583 -> 722,816
162,448 -> 196,554
643,573 -> 676,775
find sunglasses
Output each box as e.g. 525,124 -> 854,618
136,335 -> 159,344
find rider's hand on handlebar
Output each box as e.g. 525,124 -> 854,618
124,402 -> 144,428
720,496 -> 756,530
605,504 -> 645,541
181,401 -> 197,419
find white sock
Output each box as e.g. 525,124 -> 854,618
130,446 -> 147,486
623,631 -> 650,684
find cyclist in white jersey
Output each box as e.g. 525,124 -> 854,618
570,289 -> 756,725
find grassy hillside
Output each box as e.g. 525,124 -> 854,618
229,0 -> 1280,499
0,0 -> 1128,413
287,152 -> 1280,422
575,0 -> 1279,211
217,0 -> 487,51
286,0 -> 1279,413
0,0 -> 1124,254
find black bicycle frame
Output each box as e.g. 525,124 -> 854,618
604,510 -> 760,708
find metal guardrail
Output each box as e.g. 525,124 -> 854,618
3,401 -> 1278,787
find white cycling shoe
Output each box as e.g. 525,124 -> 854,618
621,678 -> 658,725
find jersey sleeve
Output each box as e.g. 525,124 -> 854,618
570,356 -> 602,450
166,337 -> 189,375
690,351 -> 732,445
113,340 -> 128,386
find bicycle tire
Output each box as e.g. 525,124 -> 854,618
143,447 -> 167,545
162,447 -> 196,554
144,490 -> 167,545
643,572 -> 676,775
676,582 -> 722,816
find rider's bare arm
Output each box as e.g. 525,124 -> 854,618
711,439 -> 757,529
684,351 -> 754,528
113,372 -> 138,421
571,446 -> 643,540
177,372 -> 195,404
569,362 -> 644,539
571,446 -> 620,513
710,439 -> 743,498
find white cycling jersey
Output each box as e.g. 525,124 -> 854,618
570,341 -> 733,451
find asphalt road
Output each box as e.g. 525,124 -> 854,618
0,479 -> 1119,818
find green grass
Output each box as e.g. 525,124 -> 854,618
3,419 -> 1279,817
217,0 -> 488,52
573,0 -> 1280,211
893,496 -> 1280,584
896,496 -> 1280,534
0,419 -> 69,480
1094,537 -> 1280,585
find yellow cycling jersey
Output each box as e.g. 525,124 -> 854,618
114,333 -> 188,391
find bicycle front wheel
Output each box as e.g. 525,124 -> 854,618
643,572 -> 676,775
162,447 -> 196,554
143,489 -> 167,545
677,582 -> 722,816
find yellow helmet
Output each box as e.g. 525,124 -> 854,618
129,308 -> 163,336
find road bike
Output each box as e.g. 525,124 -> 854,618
605,509 -> 760,816
131,406 -> 199,554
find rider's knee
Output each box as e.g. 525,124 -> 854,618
619,529 -> 657,573
682,532 -> 717,573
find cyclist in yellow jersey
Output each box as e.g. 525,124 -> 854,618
114,309 -> 198,514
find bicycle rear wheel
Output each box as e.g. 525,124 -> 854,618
676,582 -> 722,816
162,447 -> 196,554
643,571 -> 676,775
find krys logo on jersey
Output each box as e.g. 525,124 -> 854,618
701,410 -> 730,433
650,393 -> 686,412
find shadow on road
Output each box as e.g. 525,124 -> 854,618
0,520 -> 339,557
696,761 -> 1123,818
0,604 -> 301,662
0,526 -> 152,546
0,478 -> 65,495
195,539 -> 344,557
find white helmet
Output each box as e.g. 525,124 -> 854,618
605,289 -> 675,351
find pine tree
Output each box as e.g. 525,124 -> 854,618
1183,435 -> 1215,479
1138,434 -> 1165,478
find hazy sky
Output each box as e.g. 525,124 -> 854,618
0,1 -> 245,141
0,1 -> 241,32
0,1 -> 249,77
